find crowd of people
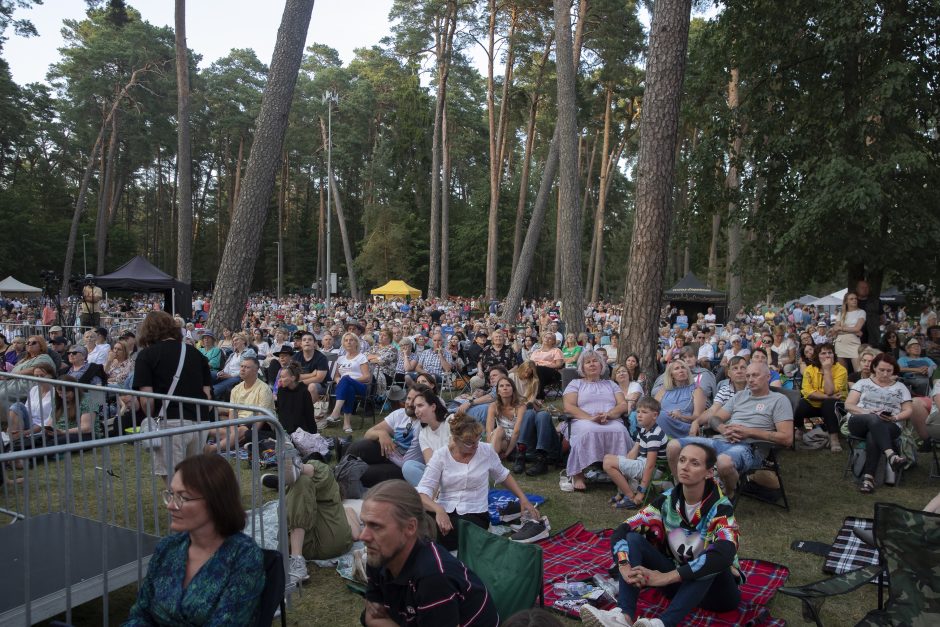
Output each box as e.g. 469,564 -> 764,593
2,284 -> 940,627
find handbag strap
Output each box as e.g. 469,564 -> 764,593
158,342 -> 188,419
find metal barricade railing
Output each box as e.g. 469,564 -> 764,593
0,317 -> 147,346
0,373 -> 291,627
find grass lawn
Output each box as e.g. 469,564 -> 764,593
7,411 -> 936,627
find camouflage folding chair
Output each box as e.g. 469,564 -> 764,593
779,502 -> 940,626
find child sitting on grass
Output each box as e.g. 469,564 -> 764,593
603,396 -> 668,509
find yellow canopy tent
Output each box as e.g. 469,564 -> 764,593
370,280 -> 422,299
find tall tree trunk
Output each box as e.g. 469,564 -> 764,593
428,1 -> 457,299
62,120 -> 107,297
96,112 -> 119,274
707,210 -> 721,286
553,185 -> 562,299
440,101 -> 451,298
277,150 -> 287,298
589,86 -> 613,302
619,0 -> 692,379
175,0 -> 193,284
512,33 -> 553,269
583,130 -> 599,292
484,1 -> 516,300
317,118 -> 360,299
503,0 -> 587,320
554,0 -> 584,332
726,68 -> 743,312
207,0 -> 316,332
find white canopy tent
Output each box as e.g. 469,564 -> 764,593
0,276 -> 42,296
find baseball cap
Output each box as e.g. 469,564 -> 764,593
49,325 -> 63,333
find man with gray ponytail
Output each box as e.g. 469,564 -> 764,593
359,480 -> 498,626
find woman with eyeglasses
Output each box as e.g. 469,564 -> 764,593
126,454 -> 263,626
11,336 -> 54,374
6,362 -> 56,452
416,412 -> 539,551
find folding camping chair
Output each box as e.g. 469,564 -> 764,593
457,519 -> 544,618
779,502 -> 940,626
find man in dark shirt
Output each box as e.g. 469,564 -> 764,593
360,480 -> 498,626
292,332 -> 329,403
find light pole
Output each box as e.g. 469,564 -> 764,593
275,241 -> 282,300
322,89 -> 338,307
82,234 -> 87,276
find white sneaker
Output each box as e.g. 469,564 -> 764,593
580,604 -> 633,627
288,554 -> 309,584
633,618 -> 665,627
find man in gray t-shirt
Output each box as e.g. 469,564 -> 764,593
668,363 -> 793,496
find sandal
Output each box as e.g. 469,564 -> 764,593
609,492 -> 625,505
612,496 -> 638,510
860,474 -> 875,494
888,454 -> 907,472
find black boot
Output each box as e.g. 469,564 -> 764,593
526,451 -> 548,476
512,452 -> 526,474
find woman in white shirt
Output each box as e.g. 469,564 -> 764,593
251,328 -> 270,359
416,413 -> 538,551
325,332 -> 371,433
6,362 -> 56,451
401,387 -> 452,486
833,292 -> 866,371
843,353 -> 912,495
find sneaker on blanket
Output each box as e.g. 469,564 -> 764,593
509,516 -> 550,543
579,604 -> 633,627
288,555 -> 309,584
498,501 -> 522,523
633,619 -> 665,627
261,473 -> 279,490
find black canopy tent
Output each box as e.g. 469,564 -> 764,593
664,272 -> 728,324
94,256 -> 192,319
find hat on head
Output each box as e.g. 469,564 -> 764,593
49,325 -> 63,333
905,337 -> 920,347
386,385 -> 406,402
69,345 -> 87,356
817,321 -> 827,327
199,330 -> 216,339
273,345 -> 295,356
50,336 -> 68,346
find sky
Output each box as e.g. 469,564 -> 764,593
4,0 -> 398,86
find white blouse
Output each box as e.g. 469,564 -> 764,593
416,442 -> 509,515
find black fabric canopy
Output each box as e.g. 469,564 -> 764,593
665,272 -> 727,302
94,256 -> 192,318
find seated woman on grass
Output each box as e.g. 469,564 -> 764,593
485,376 -> 524,462
580,442 -> 741,627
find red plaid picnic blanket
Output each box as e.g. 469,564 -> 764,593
540,523 -> 788,627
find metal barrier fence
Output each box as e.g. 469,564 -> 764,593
0,373 -> 290,626
0,318 -> 146,345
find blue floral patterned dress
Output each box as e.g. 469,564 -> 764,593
124,531 -> 263,626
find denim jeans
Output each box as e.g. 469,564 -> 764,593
617,532 -> 740,626
518,408 -> 558,455
401,460 -> 426,486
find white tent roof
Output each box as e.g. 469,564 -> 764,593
0,276 -> 42,295
809,294 -> 843,307
829,288 -> 848,300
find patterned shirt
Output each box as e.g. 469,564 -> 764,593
125,532 -> 263,626
480,344 -> 516,375
417,347 -> 452,376
638,423 -> 667,461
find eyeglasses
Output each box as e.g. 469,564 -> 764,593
456,438 -> 479,449
27,340 -> 40,346
162,489 -> 204,510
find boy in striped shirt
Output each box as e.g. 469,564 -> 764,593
603,397 -> 668,509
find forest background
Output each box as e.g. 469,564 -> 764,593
0,0 -> 937,316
